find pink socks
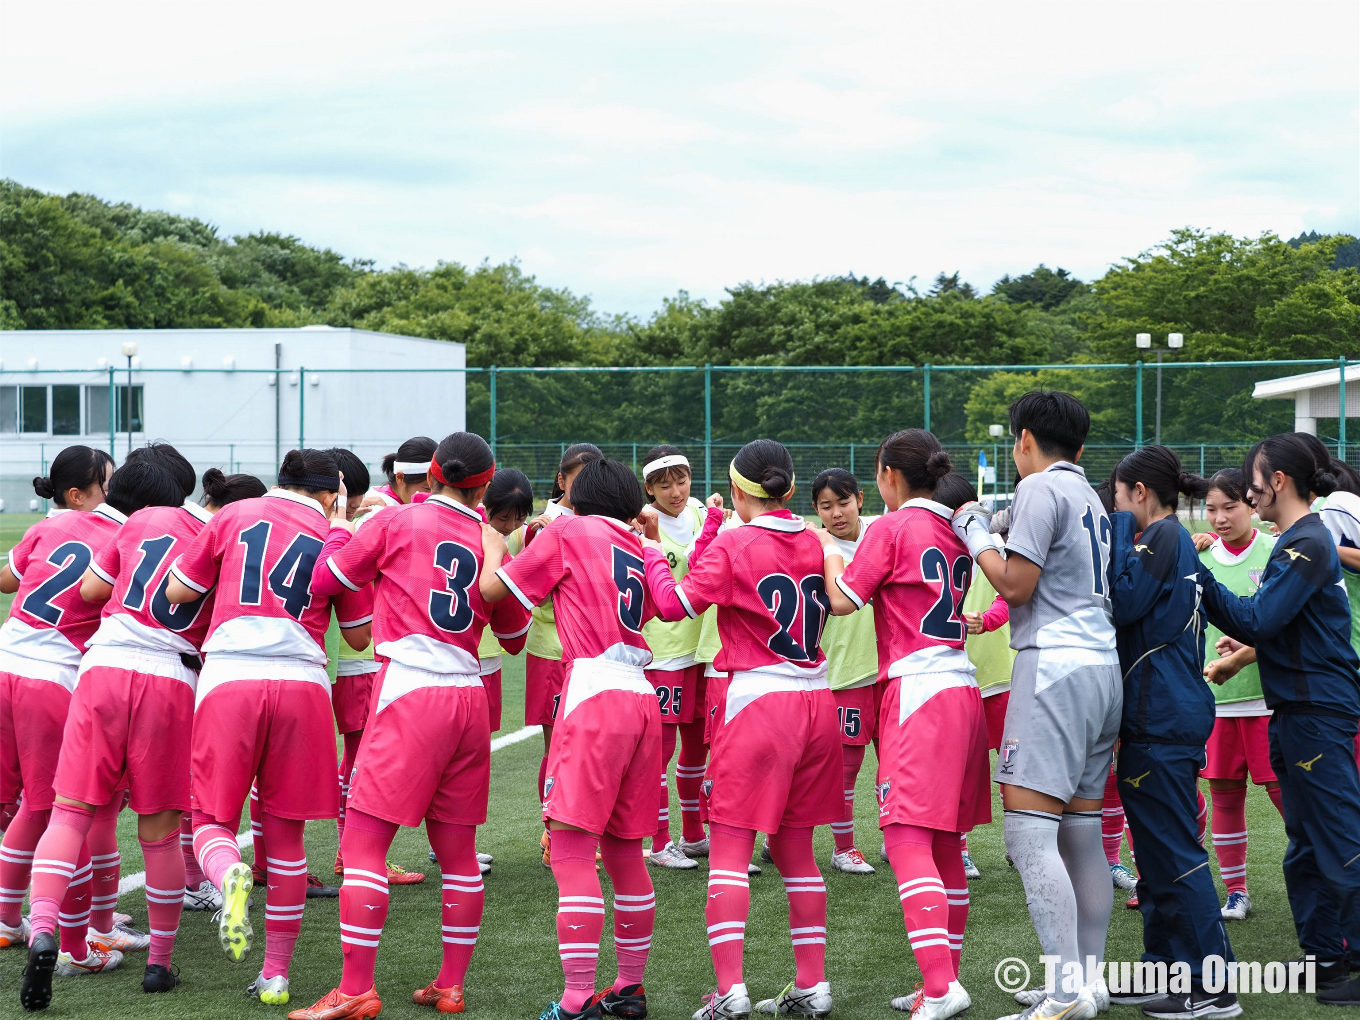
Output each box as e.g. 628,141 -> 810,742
885,823 -> 956,997
0,804 -> 50,927
768,826 -> 828,990
87,799 -> 122,933
140,829 -> 185,968
934,830 -> 969,971
600,833 -> 654,992
832,744 -> 866,853
1101,766 -> 1125,865
654,726 -> 678,850
675,718 -> 708,844
191,811 -> 241,888
260,813 -> 306,981
181,814 -> 207,888
28,803 -> 95,945
550,828 -> 604,1013
706,823 -> 755,995
336,730 -> 363,846
338,808 -> 397,996
1210,786 -> 1249,894
428,820 -> 485,990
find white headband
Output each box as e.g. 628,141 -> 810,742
643,454 -> 690,478
393,460 -> 431,475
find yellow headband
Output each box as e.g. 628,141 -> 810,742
729,461 -> 794,501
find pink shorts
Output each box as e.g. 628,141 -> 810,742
646,664 -> 703,725
876,675 -> 992,833
482,669 -> 503,733
983,689 -> 1010,752
54,664 -> 193,814
1203,714 -> 1276,784
525,654 -> 565,727
347,665 -> 491,828
192,678 -> 339,823
706,679 -> 842,833
703,670 -> 729,745
0,671 -> 73,812
543,667 -> 662,839
332,669 -> 378,735
833,683 -> 886,746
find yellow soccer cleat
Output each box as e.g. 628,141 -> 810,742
216,860 -> 254,962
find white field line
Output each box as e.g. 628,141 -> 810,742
117,724 -> 544,897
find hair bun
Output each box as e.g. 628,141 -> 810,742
442,457 -> 467,479
758,465 -> 792,499
32,476 -> 55,500
926,449 -> 953,481
201,467 -> 227,501
1309,467 -> 1338,498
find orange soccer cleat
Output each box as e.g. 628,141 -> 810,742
385,860 -> 426,885
287,985 -> 383,1020
412,981 -> 465,1013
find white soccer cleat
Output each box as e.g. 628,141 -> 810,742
881,845 -> 890,864
1220,890 -> 1251,920
479,858 -> 491,875
1087,977 -> 1109,1013
649,841 -> 700,869
247,970 -> 290,1004
760,839 -> 774,863
476,851 -> 494,865
755,980 -> 832,1017
0,915 -> 30,949
55,945 -> 123,976
88,921 -> 151,953
747,861 -> 762,876
680,836 -> 710,858
695,982 -> 752,1019
184,878 -> 224,911
1015,987 -> 1047,1007
961,852 -> 981,880
999,990 -> 1098,1020
1109,863 -> 1138,892
829,847 -> 875,875
891,979 -> 971,1017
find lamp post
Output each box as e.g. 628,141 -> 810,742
120,341 -> 138,457
989,423 -> 1005,503
1135,332 -> 1183,445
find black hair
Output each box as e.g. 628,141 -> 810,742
484,469 -> 534,519
432,432 -> 495,492
1245,433 -> 1337,503
642,444 -> 692,486
104,460 -> 184,516
1114,445 -> 1210,510
278,448 -> 341,496
1205,468 -> 1249,505
33,445 -> 115,506
125,442 -> 195,500
200,468 -> 267,508
933,472 -> 979,511
811,467 -> 860,503
1329,458 -> 1360,496
570,459 -> 646,521
876,428 -> 952,494
550,443 -> 605,501
1008,390 -> 1090,461
730,439 -> 795,502
1092,470 -> 1117,515
325,448 -> 370,496
381,436 -> 438,486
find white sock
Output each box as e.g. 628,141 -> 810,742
1005,809 -> 1079,1002
1058,810 -> 1113,979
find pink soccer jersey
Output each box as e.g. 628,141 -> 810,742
670,510 -> 829,677
170,489 -> 371,664
87,502 -> 217,655
323,494 -> 530,675
836,498 -> 974,678
0,505 -> 127,667
497,515 -> 654,668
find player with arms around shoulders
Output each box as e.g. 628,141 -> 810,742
644,439 -> 840,1020
482,459 -> 663,1020
288,433 -> 529,1020
950,391 -> 1121,1020
163,449 -> 373,1006
21,465 -> 264,1010
819,432 -> 989,1020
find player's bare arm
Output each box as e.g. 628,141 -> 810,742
164,573 -> 203,604
79,568 -> 114,603
478,522 -> 512,603
0,564 -> 18,594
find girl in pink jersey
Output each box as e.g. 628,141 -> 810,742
3,453 -> 184,1011
643,438 -> 840,1020
164,449 -> 372,1006
289,432 -> 529,1020
819,430 -> 991,1020
22,465 -> 265,1010
482,459 -> 663,1020
362,436 -> 436,513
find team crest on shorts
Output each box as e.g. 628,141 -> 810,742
1000,739 -> 1020,776
702,779 -> 713,798
544,776 -> 555,799
875,779 -> 891,804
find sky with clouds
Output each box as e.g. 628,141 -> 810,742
2,0 -> 1356,317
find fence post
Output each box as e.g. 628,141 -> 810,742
704,364 -> 712,497
632,443 -> 637,474
1340,356 -> 1348,463
107,367 -> 115,458
1199,444 -> 1204,478
849,443 -> 855,476
1135,361 -> 1143,448
298,366 -> 305,450
489,364 -> 498,456
923,364 -> 931,432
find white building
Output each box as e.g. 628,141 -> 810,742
1252,364 -> 1359,435
0,327 -> 466,508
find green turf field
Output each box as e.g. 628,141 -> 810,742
0,514 -> 1343,1019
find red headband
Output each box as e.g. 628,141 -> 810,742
430,458 -> 496,490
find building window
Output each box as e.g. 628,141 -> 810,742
52,385 -> 80,436
0,386 -> 15,433
85,384 -> 143,434
21,386 -> 47,433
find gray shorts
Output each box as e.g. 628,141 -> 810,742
995,647 -> 1123,803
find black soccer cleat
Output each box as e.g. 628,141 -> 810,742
1318,975 -> 1360,1007
20,931 -> 58,1012
143,962 -> 181,993
597,983 -> 648,1018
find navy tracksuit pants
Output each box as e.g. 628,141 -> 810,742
1269,712 -> 1360,965
1118,741 -> 1233,980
